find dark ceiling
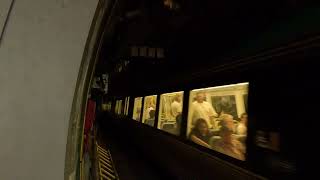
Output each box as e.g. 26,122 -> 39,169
95,0 -> 316,96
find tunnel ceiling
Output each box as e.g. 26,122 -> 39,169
96,0 -> 306,96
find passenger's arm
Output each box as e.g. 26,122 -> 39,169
190,135 -> 211,149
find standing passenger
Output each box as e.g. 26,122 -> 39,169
135,108 -> 141,121
190,92 -> 218,129
145,97 -> 156,120
171,94 -> 183,133
171,94 -> 182,118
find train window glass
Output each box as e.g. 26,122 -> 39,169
107,101 -> 111,112
124,98 -> 126,115
187,82 -> 249,161
140,47 -> 147,57
110,101 -> 113,112
117,100 -> 121,115
104,101 -> 107,112
117,100 -> 120,114
125,97 -> 130,115
123,98 -> 127,115
133,97 -> 143,121
131,46 -> 139,57
158,91 -> 184,135
119,100 -> 123,114
123,97 -> 128,115
115,100 -> 119,114
116,100 -> 119,114
142,95 -> 157,126
102,103 -> 107,112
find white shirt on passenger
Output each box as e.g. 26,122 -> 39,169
171,101 -> 182,118
190,101 -> 218,128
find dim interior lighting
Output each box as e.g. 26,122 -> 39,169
187,82 -> 249,160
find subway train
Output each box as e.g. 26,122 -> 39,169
89,0 -> 320,179
99,37 -> 319,179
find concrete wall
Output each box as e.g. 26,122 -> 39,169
0,0 -> 12,36
0,0 -> 98,179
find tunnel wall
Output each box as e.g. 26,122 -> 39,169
0,0 -> 12,36
0,0 -> 98,179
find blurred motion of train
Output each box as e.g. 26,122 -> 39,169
88,0 -> 320,179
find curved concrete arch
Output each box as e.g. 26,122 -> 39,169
64,0 -> 117,179
0,0 -> 99,179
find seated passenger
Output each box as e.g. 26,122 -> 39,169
189,118 -> 214,149
134,108 -> 141,121
145,110 -> 155,126
145,97 -> 156,119
212,114 -> 245,160
236,113 -> 248,135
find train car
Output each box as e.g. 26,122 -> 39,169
89,0 -> 320,179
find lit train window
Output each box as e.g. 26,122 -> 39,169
116,100 -> 122,115
125,97 -> 130,115
115,100 -> 119,114
142,95 -> 157,126
187,82 -> 249,161
109,101 -> 112,111
115,100 -> 118,114
118,100 -> 123,114
117,100 -> 120,114
106,101 -> 111,112
158,91 -> 183,135
123,98 -> 127,115
102,103 -> 107,112
132,97 -> 143,121
123,97 -> 129,115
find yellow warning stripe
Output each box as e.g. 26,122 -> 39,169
97,149 -> 111,157
100,166 -> 116,179
99,162 -> 115,174
96,142 -> 118,180
99,158 -> 113,168
98,151 -> 111,159
99,155 -> 112,164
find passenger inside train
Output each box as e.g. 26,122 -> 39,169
133,97 -> 143,121
145,110 -> 156,127
142,95 -> 157,126
76,0 -> 320,179
189,118 -> 215,149
212,114 -> 245,160
158,92 -> 184,135
187,82 -> 248,160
